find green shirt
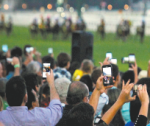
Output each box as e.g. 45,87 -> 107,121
3,100 -> 9,110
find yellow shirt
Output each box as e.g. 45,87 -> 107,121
72,69 -> 83,81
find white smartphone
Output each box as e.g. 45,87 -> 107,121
106,52 -> 112,60
2,45 -> 8,52
111,58 -> 117,65
48,48 -> 53,54
42,63 -> 51,79
6,58 -> 13,63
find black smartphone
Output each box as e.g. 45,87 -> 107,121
106,52 -> 112,61
102,65 -> 113,86
129,54 -> 135,68
42,63 -> 51,79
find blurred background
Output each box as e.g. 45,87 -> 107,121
0,0 -> 150,71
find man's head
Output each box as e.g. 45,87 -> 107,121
57,53 -> 71,69
122,70 -> 134,84
6,76 -> 27,106
54,77 -> 71,104
66,81 -> 89,105
91,68 -> 101,88
67,102 -> 94,126
81,59 -> 94,74
11,46 -> 22,58
23,73 -> 39,92
111,64 -> 120,87
42,55 -> 55,69
26,61 -> 41,76
130,78 -> 150,122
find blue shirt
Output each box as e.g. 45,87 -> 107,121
0,99 -> 62,126
53,67 -> 71,80
95,93 -> 109,118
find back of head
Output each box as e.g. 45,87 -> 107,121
91,68 -> 101,84
11,46 -> 22,58
6,76 -> 26,106
0,78 -> 7,98
130,78 -> 150,122
80,75 -> 93,92
81,59 -> 94,74
122,70 -> 134,84
67,102 -> 94,126
66,81 -> 89,105
26,61 -> 41,74
23,73 -> 38,91
111,64 -> 119,81
42,55 -> 55,69
54,77 -> 71,103
57,53 -> 70,68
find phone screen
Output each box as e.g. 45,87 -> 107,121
122,57 -> 129,63
106,52 -> 112,60
103,65 -> 112,85
129,54 -> 135,64
48,48 -> 53,54
2,45 -> 8,52
111,58 -> 117,65
26,47 -> 34,53
94,118 -> 101,124
42,63 -> 51,79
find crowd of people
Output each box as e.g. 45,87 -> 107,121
0,45 -> 150,126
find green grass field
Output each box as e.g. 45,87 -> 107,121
0,26 -> 150,72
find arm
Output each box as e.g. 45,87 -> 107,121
46,69 -> 60,101
134,84 -> 149,126
132,61 -> 138,84
12,57 -> 20,76
23,53 -> 33,66
101,80 -> 136,125
89,76 -> 113,114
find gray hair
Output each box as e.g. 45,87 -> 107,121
54,77 -> 71,103
26,61 -> 41,74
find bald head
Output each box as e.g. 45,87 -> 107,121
66,81 -> 89,105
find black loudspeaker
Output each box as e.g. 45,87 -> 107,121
71,31 -> 93,63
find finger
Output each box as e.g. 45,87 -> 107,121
126,79 -> 130,86
50,69 -> 53,75
99,62 -> 103,67
129,95 -> 136,101
127,83 -> 134,91
105,85 -> 113,89
143,84 -> 147,92
131,64 -> 134,68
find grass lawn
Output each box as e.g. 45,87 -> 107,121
0,26 -> 150,72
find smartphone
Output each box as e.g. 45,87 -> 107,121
111,58 -> 117,65
129,54 -> 135,67
42,63 -> 51,79
102,65 -> 113,86
2,45 -> 8,52
26,47 -> 34,53
48,48 -> 53,54
121,57 -> 129,63
133,84 -> 138,93
6,58 -> 13,63
106,52 -> 112,60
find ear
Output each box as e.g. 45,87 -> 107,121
83,97 -> 88,103
116,74 -> 120,81
66,62 -> 70,69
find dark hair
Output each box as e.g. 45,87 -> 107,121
23,73 -> 38,92
66,81 -> 88,105
67,103 -> 94,126
0,78 -> 7,98
26,87 -> 36,109
111,64 -> 119,81
6,76 -> 27,106
91,68 -> 101,84
11,46 -> 22,57
103,89 -> 125,126
122,70 -> 134,84
57,53 -> 70,68
80,75 -> 93,92
130,78 -> 150,122
42,55 -> 55,69
68,61 -> 80,76
24,45 -> 31,56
